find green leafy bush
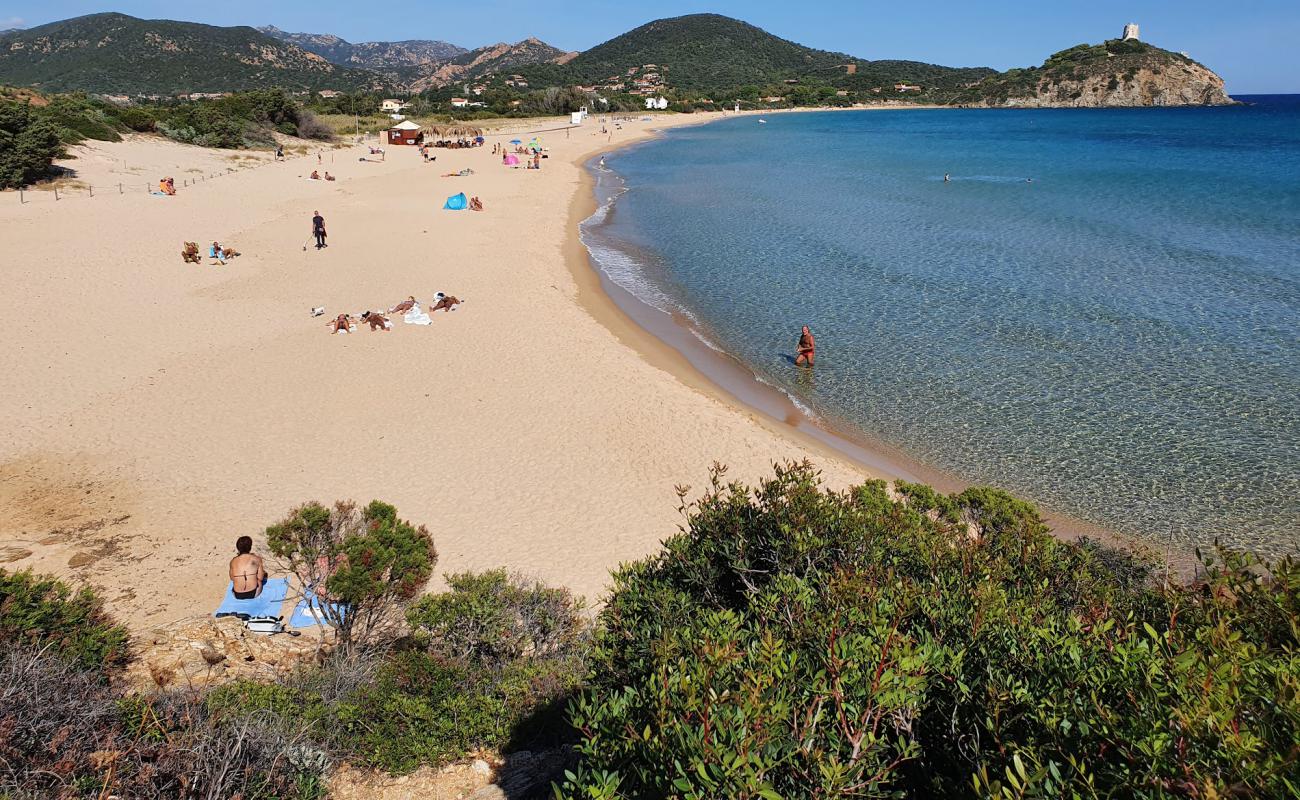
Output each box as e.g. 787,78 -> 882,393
214,571 -> 590,774
0,103 -> 64,188
408,569 -> 589,665
558,462 -> 1300,798
266,499 -> 438,649
0,568 -> 128,671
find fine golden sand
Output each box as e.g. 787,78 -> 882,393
1,114 -> 882,627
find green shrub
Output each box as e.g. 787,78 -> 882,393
558,462 -> 1300,798
213,570 -> 590,775
0,103 -> 64,188
407,569 -> 589,666
0,568 -> 128,671
266,499 -> 438,649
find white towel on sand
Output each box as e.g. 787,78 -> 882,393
403,304 -> 432,326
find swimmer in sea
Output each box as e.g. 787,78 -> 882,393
944,173 -> 951,182
794,325 -> 816,367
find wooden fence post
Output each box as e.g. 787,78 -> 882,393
89,185 -> 93,197
54,187 -> 59,201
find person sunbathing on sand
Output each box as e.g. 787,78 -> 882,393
181,242 -> 201,264
430,293 -> 461,313
328,313 -> 355,334
389,296 -> 417,314
209,241 -> 227,265
324,172 -> 336,181
469,196 -> 484,211
795,325 -> 816,367
230,535 -> 267,600
361,311 -> 392,331
310,170 -> 320,180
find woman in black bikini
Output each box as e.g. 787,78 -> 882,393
229,535 -> 267,599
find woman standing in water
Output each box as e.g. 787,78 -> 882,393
795,325 -> 816,367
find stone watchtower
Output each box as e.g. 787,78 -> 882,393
1122,23 -> 1140,41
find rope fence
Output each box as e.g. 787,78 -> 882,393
8,145 -> 360,206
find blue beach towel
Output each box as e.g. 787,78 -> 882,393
214,577 -> 290,620
290,595 -> 348,629
444,192 -> 467,210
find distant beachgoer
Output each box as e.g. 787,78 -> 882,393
230,535 -> 267,600
795,325 -> 816,367
210,241 -> 227,265
324,172 -> 336,181
310,170 -> 321,180
317,152 -> 322,165
328,313 -> 354,334
160,177 -> 175,196
469,196 -> 484,211
312,211 -> 327,249
599,156 -> 606,168
944,173 -> 951,182
430,293 -> 461,313
275,145 -> 284,160
1026,178 -> 1033,183
361,311 -> 392,331
389,295 -> 417,314
533,153 -> 541,170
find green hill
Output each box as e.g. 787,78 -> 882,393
517,14 -> 994,95
0,13 -> 377,94
964,38 -> 1234,107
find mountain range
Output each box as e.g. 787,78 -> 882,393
0,12 -> 1229,109
256,25 -> 466,72
0,13 -> 376,94
0,12 -> 990,96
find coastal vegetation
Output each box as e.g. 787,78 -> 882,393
0,87 -> 331,188
557,463 -> 1299,798
962,38 -> 1233,107
3,469 -> 1296,796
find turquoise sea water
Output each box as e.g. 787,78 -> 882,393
584,97 -> 1300,556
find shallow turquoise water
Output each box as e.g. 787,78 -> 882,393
585,97 -> 1300,556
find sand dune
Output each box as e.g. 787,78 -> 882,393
0,115 -> 876,627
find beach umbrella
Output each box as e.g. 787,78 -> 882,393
510,139 -> 522,145
504,155 -> 520,165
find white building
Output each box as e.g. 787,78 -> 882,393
380,99 -> 408,113
450,98 -> 469,108
644,96 -> 669,110
1122,23 -> 1140,41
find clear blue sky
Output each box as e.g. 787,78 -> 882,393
6,1 -> 1298,93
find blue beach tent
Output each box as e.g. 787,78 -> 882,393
444,192 -> 467,210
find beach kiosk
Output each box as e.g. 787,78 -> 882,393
387,119 -> 424,146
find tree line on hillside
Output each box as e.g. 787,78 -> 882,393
0,88 -> 331,189
2,463 -> 1296,797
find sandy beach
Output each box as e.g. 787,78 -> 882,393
0,112 -> 880,628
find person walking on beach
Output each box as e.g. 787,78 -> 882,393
311,210 -> 327,249
795,325 -> 816,367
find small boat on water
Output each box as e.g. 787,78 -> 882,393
758,118 -> 767,124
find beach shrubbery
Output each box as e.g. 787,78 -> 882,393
210,569 -> 590,774
557,462 -> 1300,799
0,86 -> 335,187
266,499 -> 438,649
0,574 -> 329,799
0,568 -> 129,671
0,102 -> 65,188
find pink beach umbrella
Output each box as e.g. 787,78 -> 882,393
504,154 -> 520,166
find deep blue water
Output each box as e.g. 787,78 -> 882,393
585,96 -> 1300,555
